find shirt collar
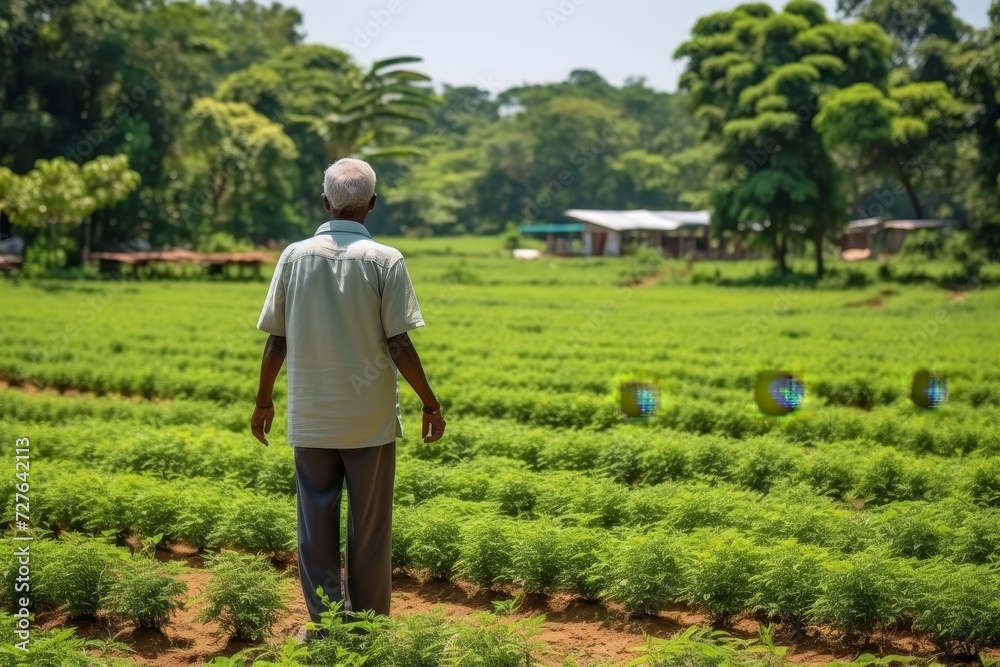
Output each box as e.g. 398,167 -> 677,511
314,220 -> 372,239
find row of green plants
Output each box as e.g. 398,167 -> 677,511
4,384 -> 1000,506
11,451 -> 1000,564
7,520 -> 999,660
2,279 -> 997,416
4,351 -> 999,414
7,460 -> 1000,654
0,533 -> 186,630
395,511 -> 1000,657
11,409 -> 1000,504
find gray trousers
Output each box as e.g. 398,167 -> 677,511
293,442 -> 396,621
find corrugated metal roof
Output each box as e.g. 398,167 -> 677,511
882,219 -> 957,231
518,223 -> 585,234
564,209 -> 711,231
846,217 -> 882,231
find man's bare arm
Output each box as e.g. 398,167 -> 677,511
251,334 -> 286,446
387,331 -> 445,442
256,334 -> 287,406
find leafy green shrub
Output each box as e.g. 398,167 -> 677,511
395,460 -> 448,505
0,534 -> 59,613
874,503 -> 949,559
557,527 -> 604,601
40,535 -> 127,619
440,611 -> 543,667
196,550 -> 288,642
208,496 -> 296,553
489,473 -> 539,517
900,229 -> 945,260
599,434 -> 646,484
511,521 -> 567,595
355,611 -> 448,667
966,457 -> 1000,506
619,244 -> 665,286
456,516 -> 515,589
810,550 -> 911,638
102,558 -> 187,629
732,444 -> 797,493
440,261 -> 483,285
855,450 -> 935,504
629,625 -> 786,667
0,611 -> 133,666
911,560 -> 1000,657
949,509 -> 1000,564
688,441 -> 737,481
797,449 -> 858,497
750,540 -> 828,628
599,530 -> 684,616
639,441 -> 691,485
680,531 -> 763,625
405,508 -> 463,579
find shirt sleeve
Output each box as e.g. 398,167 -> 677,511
381,257 -> 425,338
257,248 -> 290,336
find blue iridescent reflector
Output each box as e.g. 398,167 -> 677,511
619,381 -> 659,419
911,370 -> 948,409
755,370 -> 804,416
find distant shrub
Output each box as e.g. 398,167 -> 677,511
900,229 -> 945,260
196,551 -> 287,642
440,261 -> 483,285
798,450 -> 859,497
639,441 -> 691,485
855,450 -> 935,504
732,444 -> 797,493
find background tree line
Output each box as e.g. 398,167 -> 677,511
1,0 -> 999,275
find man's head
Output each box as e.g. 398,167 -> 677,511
322,158 -> 377,223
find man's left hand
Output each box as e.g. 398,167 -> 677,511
251,404 -> 275,446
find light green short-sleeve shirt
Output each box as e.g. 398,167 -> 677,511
257,220 -> 425,448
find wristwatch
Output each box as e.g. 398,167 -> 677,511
422,405 -> 441,414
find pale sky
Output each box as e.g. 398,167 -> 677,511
289,0 -> 993,93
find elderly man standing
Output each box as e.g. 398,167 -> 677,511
251,158 -> 445,633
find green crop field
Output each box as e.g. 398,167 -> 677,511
1,244 -> 999,666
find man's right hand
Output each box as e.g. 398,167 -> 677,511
422,406 -> 446,443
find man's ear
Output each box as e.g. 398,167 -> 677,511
322,194 -> 332,213
369,194 -> 377,212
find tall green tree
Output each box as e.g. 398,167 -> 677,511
676,1 -> 895,275
960,0 -> 1000,253
816,81 -> 968,218
163,99 -> 298,244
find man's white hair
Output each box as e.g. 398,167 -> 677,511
323,158 -> 377,212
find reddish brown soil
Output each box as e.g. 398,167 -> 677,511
35,553 -> 1000,667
